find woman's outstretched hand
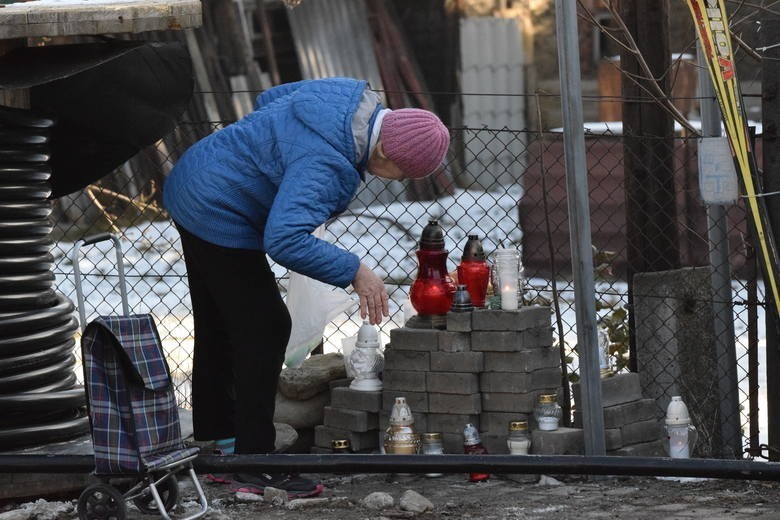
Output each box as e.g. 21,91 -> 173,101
352,263 -> 390,325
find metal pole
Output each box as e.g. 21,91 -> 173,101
4,454 -> 780,481
698,45 -> 746,457
553,0 -> 605,454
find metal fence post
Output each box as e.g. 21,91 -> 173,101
698,43 -> 742,457
553,0 -> 605,455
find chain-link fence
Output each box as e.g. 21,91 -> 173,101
48,90 -> 766,461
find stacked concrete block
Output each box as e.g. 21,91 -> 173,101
572,372 -> 665,456
312,386 -> 383,453
381,306 -> 559,454
469,307 -> 561,454
380,325 -> 479,452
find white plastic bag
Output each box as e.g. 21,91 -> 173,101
283,226 -> 358,368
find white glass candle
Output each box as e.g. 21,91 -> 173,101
668,425 -> 690,458
493,248 -> 520,310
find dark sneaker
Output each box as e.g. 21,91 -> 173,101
230,472 -> 324,498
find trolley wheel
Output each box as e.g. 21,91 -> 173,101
77,483 -> 126,520
132,473 -> 179,514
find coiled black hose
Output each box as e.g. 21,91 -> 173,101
0,105 -> 88,450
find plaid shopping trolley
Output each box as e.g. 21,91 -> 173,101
73,233 -> 207,520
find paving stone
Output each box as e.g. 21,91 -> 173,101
573,398 -> 659,429
471,331 -> 523,351
472,306 -> 551,331
323,406 -> 379,432
383,349 -> 430,371
479,368 -> 561,393
481,432 -> 510,454
426,372 -> 480,394
445,311 -> 472,332
430,351 -> 484,372
521,326 -> 554,348
428,392 -> 481,414
441,432 -> 464,453
438,331 -> 471,352
426,413 -> 481,434
314,425 -> 380,452
483,347 -> 560,372
608,439 -> 666,457
572,372 -> 643,409
389,328 -> 440,351
605,427 -> 624,451
383,370 -> 427,392
621,418 -> 662,445
330,387 -> 382,412
531,427 -> 584,455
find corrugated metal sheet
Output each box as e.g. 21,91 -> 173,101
460,16 -> 526,188
286,0 -> 383,92
286,0 -> 403,208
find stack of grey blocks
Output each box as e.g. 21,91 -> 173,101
381,306 -> 563,454
311,305 -> 665,457
572,372 -> 666,456
312,384 -> 383,453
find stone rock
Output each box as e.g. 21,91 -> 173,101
0,499 -> 72,520
287,497 -> 347,510
274,422 -> 298,452
234,492 -> 264,503
537,475 -> 563,486
274,390 -> 330,429
361,491 -> 395,510
264,486 -> 288,506
278,353 -> 347,400
399,489 -> 434,513
0,509 -> 30,520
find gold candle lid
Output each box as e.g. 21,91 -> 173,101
331,439 -> 351,450
422,432 -> 442,441
538,393 -> 558,404
509,420 -> 528,431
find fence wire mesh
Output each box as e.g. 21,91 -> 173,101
50,91 -> 766,461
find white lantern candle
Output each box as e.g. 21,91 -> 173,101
665,396 -> 697,459
493,248 -> 521,310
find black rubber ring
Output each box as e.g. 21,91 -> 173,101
0,340 -> 75,375
0,293 -> 74,335
0,202 -> 52,219
0,416 -> 90,451
0,354 -> 76,393
0,253 -> 54,274
0,316 -> 78,353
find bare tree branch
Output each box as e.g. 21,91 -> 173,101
577,0 -> 699,134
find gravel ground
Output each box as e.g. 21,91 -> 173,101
5,470 -> 780,519
90,471 -> 780,519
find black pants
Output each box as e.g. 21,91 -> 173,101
176,223 -> 291,454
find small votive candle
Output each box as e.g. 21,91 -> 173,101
500,280 -> 519,310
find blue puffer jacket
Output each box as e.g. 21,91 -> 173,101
164,78 -> 383,288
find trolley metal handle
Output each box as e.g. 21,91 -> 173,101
71,232 -> 129,332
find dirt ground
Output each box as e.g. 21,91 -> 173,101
4,470 -> 780,519
163,471 -> 780,520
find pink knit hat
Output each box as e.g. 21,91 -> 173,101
380,108 -> 450,178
